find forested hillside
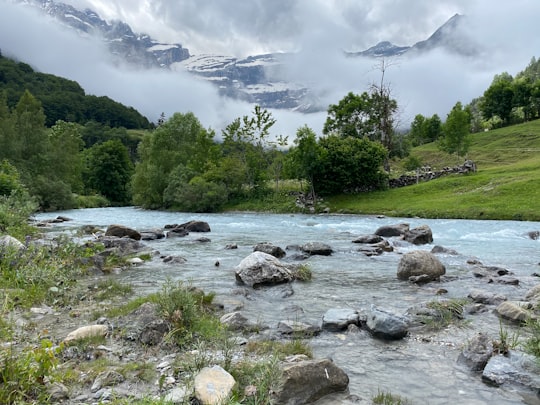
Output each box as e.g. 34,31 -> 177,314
1,49 -> 539,218
0,51 -> 152,129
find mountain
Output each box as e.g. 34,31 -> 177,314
10,1 -> 476,112
409,14 -> 476,56
347,14 -> 474,58
14,0 -> 190,68
347,41 -> 410,58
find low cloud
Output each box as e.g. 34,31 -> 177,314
1,0 -> 539,141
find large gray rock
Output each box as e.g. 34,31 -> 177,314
374,223 -> 409,237
179,220 -> 211,232
458,332 -> 494,371
482,351 -> 540,393
0,235 -> 25,253
253,242 -> 286,258
322,308 -> 361,331
525,284 -> 540,305
273,358 -> 349,405
105,224 -> 141,240
352,234 -> 384,244
121,302 -> 170,345
194,365 -> 235,405
365,306 -> 408,340
404,225 -> 433,245
468,289 -> 507,306
301,242 -> 333,256
495,301 -> 533,324
397,250 -> 445,282
235,251 -> 294,287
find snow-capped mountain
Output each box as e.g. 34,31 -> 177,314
10,1 -> 476,112
13,0 -> 190,68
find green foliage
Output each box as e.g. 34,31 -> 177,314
0,169 -> 36,236
438,102 -> 471,158
230,356 -> 283,405
84,139 -> 134,205
132,112 -> 217,208
164,175 -> 228,212
494,319 -> 520,355
372,389 -> 412,405
481,73 -> 515,124
156,280 -> 221,347
0,339 -> 62,404
291,263 -> 313,281
523,318 -> 540,358
323,89 -> 398,151
421,298 -> 468,330
402,155 -> 423,171
0,235 -> 98,309
0,54 -> 151,129
408,114 -> 442,146
222,105 -> 277,196
314,135 -> 388,195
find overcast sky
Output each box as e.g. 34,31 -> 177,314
1,0 -> 540,138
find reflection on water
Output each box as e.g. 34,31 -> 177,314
35,207 -> 540,404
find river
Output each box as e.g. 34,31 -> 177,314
34,207 -> 540,404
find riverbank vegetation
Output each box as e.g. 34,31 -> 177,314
2,54 -> 540,220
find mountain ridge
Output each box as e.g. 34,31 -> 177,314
9,1 -> 476,112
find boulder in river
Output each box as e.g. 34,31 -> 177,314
105,224 -> 141,241
253,242 -> 286,258
169,220 -> 211,232
482,351 -> 540,394
374,223 -> 409,237
301,242 -> 333,256
273,357 -> 349,404
458,332 -> 494,371
397,250 -> 445,282
404,225 -> 433,245
365,305 -> 409,340
235,251 -> 295,288
322,308 -> 361,331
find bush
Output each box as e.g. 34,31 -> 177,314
0,339 -> 62,404
155,280 -> 221,347
403,155 -> 423,172
164,176 -> 229,212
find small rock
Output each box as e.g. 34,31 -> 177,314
194,365 -> 235,405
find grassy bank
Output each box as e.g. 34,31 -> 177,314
318,120 -> 540,220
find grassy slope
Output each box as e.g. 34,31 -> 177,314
326,119 -> 540,220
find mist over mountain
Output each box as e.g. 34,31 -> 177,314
2,0 -> 538,136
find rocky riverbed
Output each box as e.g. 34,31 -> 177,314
5,211 -> 540,404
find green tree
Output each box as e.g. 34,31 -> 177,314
314,135 -> 387,195
222,105 -> 276,196
408,114 -> 442,146
13,90 -> 47,175
323,91 -> 376,139
84,140 -> 134,205
481,73 -> 514,125
323,87 -> 397,168
286,126 -> 321,197
48,120 -> 84,193
439,102 -> 471,159
132,112 -> 216,208
0,92 -> 16,163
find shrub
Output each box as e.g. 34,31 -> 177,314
0,339 -> 62,404
156,280 -> 221,347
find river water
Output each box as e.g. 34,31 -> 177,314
34,207 -> 540,404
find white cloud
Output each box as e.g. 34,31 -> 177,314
1,0 -> 539,139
